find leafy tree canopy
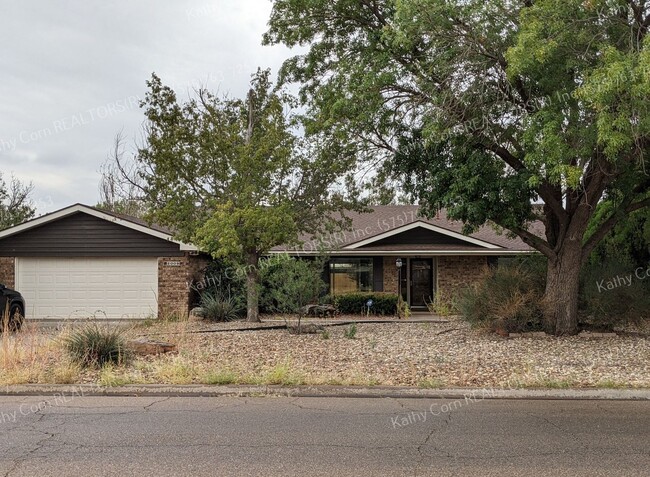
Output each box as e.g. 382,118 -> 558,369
131,68 -> 360,320
265,0 -> 650,334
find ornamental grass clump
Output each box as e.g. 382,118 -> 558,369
200,290 -> 243,322
63,324 -> 130,368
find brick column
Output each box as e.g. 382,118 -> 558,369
382,256 -> 399,294
157,254 -> 210,319
0,258 -> 15,288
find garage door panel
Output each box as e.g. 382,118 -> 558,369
69,290 -> 87,300
88,290 -> 105,300
38,274 -> 56,285
69,275 -> 87,285
16,258 -> 159,320
55,290 -> 71,300
122,290 -> 138,300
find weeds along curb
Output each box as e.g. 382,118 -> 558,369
2,384 -> 650,400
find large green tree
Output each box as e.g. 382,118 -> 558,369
131,69 -> 356,321
0,173 -> 34,230
265,0 -> 650,335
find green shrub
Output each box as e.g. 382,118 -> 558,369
579,259 -> 650,331
334,292 -> 399,315
201,290 -> 243,322
318,294 -> 334,305
259,254 -> 326,315
459,253 -> 649,334
63,324 -> 130,368
457,265 -> 544,333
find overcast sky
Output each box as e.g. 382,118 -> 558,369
0,0 -> 296,214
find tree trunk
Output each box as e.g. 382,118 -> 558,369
543,242 -> 583,336
245,251 -> 261,322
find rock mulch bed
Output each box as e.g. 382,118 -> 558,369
6,317 -> 648,388
133,317 -> 650,388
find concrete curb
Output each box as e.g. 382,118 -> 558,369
2,384 -> 649,400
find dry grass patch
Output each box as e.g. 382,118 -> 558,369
98,364 -> 135,387
0,324 -> 80,385
149,356 -> 198,385
203,368 -> 239,385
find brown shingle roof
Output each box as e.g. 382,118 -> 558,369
273,205 -> 538,254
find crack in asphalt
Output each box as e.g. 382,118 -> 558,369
389,397 -> 424,413
3,416 -> 61,477
413,406 -> 455,477
594,402 -> 617,415
143,396 -> 171,411
522,409 -> 591,452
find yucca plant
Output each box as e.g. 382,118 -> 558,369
200,290 -> 243,322
63,324 -> 129,368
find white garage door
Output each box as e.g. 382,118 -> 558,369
16,258 -> 158,320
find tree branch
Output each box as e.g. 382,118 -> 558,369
492,218 -> 556,259
482,143 -> 525,171
481,141 -> 568,223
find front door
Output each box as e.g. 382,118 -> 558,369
410,259 -> 433,309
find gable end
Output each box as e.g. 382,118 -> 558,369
359,227 -> 483,248
0,212 -> 184,257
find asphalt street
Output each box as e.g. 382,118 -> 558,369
0,394 -> 648,476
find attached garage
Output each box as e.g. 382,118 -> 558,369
0,204 -> 210,321
16,257 -> 159,320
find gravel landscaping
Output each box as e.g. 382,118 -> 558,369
2,317 -> 649,388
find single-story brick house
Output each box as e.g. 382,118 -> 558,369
0,204 -> 210,320
0,203 -> 535,320
271,205 -> 536,310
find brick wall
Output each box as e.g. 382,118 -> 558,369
437,256 -> 488,300
157,254 -> 210,318
382,256 -> 399,294
0,257 -> 14,288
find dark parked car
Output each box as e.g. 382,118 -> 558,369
0,284 -> 24,331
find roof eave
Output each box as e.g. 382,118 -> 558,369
269,249 -> 537,256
